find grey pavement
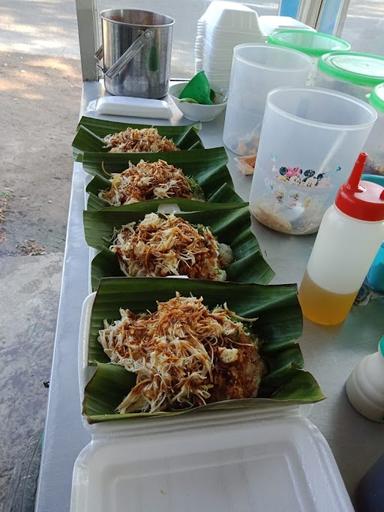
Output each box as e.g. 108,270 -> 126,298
0,255 -> 63,509
0,0 -> 80,509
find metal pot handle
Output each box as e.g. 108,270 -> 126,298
99,29 -> 153,79
95,45 -> 104,61
95,45 -> 104,73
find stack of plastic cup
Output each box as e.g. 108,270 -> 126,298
194,1 -> 264,91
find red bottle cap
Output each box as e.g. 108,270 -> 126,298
335,153 -> 384,221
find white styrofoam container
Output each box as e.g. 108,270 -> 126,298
87,96 -> 172,119
72,293 -> 354,512
71,411 -> 353,512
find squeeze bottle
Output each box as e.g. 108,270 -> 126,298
298,153 -> 384,326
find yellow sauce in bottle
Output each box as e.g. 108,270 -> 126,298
298,271 -> 358,326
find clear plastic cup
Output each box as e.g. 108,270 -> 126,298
249,87 -> 377,235
223,44 -> 312,157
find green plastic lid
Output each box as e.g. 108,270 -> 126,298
369,83 -> 384,113
319,52 -> 384,87
267,29 -> 351,58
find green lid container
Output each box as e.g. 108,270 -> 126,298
318,52 -> 384,87
369,83 -> 384,113
267,29 -> 351,58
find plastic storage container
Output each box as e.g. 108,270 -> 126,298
249,88 -> 377,235
316,51 -> 384,102
365,83 -> 384,174
223,44 -> 312,156
70,293 -> 354,512
268,29 -> 351,58
298,153 -> 384,326
268,29 -> 351,82
363,174 -> 384,292
366,242 -> 384,292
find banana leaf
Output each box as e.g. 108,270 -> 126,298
83,277 -> 325,423
72,116 -> 204,160
83,205 -> 274,289
83,147 -> 246,211
87,178 -> 245,212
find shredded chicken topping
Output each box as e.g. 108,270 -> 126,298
110,213 -> 232,280
100,159 -> 199,205
104,127 -> 178,153
99,294 -> 264,413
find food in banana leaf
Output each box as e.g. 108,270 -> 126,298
99,293 -> 264,413
110,213 -> 233,280
99,159 -> 204,205
103,126 -> 178,153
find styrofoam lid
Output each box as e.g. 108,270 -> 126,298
71,411 -> 353,512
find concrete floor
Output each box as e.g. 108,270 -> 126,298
0,1 -> 81,509
0,0 -> 383,510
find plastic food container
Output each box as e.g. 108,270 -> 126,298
316,52 -> 384,102
367,242 -> 384,293
250,87 -> 377,235
268,29 -> 351,82
223,44 -> 312,156
70,293 -> 354,512
316,54 -> 384,173
364,174 -> 384,293
365,84 -> 384,174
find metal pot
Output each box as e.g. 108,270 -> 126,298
97,9 -> 174,99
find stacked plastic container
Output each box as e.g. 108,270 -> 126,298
194,1 -> 264,91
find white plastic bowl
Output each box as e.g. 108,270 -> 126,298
169,82 -> 227,122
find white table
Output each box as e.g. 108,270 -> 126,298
34,81 -> 384,512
